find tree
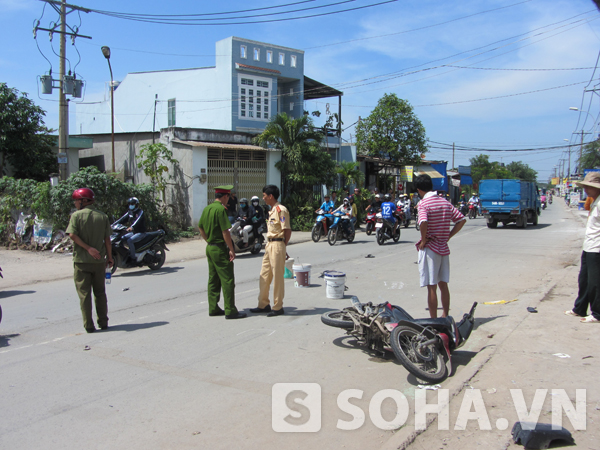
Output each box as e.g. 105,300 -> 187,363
579,140 -> 600,170
335,160 -> 364,189
254,113 -> 335,197
506,161 -> 537,182
0,83 -> 57,181
254,113 -> 322,150
137,143 -> 179,201
470,154 -> 512,185
355,93 -> 427,163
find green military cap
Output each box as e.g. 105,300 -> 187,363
214,185 -> 234,194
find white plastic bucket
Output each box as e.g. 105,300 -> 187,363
284,258 -> 295,279
324,270 -> 346,299
293,263 -> 311,288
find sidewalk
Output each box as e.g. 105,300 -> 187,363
386,202 -> 599,450
0,230 -> 315,289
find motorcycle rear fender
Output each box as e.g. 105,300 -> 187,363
394,320 -> 437,340
456,302 -> 477,347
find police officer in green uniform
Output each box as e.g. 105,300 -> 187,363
66,188 -> 113,333
198,185 -> 247,319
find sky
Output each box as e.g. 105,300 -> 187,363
2,0 -> 600,182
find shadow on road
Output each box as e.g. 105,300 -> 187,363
103,321 -> 169,332
114,267 -> 184,278
276,306 -> 335,316
0,290 -> 36,299
473,315 -> 506,330
0,333 -> 20,348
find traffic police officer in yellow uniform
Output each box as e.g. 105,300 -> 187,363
250,185 -> 291,317
198,185 -> 246,319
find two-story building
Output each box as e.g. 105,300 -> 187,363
75,36 -> 343,226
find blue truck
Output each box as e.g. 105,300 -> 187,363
480,179 -> 541,229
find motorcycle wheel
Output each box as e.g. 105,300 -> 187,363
250,241 -> 262,254
0,304 -> 2,325
415,221 -> 420,231
366,222 -> 373,236
347,229 -> 355,243
390,325 -> 448,383
110,253 -> 120,275
148,244 -> 166,270
321,310 -> 354,329
376,228 -> 385,245
393,227 -> 401,242
311,224 -> 322,243
328,227 -> 338,246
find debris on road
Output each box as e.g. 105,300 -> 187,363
483,299 -> 518,305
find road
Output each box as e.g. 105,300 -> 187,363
0,204 -> 584,449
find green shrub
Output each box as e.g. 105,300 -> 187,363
0,167 -> 170,244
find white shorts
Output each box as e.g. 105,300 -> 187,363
418,247 -> 450,287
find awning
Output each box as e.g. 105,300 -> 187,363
172,139 -> 269,151
415,165 -> 444,178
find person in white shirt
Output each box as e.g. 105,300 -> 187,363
565,172 -> 600,323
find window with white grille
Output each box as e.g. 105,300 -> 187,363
238,75 -> 271,122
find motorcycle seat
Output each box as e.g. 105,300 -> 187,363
413,317 -> 455,329
135,230 -> 165,247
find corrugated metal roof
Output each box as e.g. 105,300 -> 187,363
172,139 -> 272,151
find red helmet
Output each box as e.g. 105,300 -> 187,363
72,188 -> 95,201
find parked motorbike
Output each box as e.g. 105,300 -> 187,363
327,212 -> 355,246
365,210 -> 377,236
468,202 -> 478,219
311,209 -> 333,242
321,296 -> 478,383
110,223 -> 169,274
230,218 -> 265,254
375,212 -> 400,245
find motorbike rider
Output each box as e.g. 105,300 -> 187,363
114,197 -> 146,264
236,198 -> 254,247
366,193 -> 383,213
397,194 -> 411,221
332,198 -> 354,233
540,193 -> 547,206
468,192 -> 481,214
316,194 -> 334,214
250,195 -> 265,241
381,193 -> 398,232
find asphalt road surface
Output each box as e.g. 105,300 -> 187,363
0,204 -> 583,449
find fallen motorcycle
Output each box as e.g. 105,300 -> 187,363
322,297 -> 478,383
110,223 -> 169,274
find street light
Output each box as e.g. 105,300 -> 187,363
101,46 -> 115,173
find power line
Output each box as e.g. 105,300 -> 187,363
87,0 -> 399,26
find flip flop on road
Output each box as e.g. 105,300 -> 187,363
564,310 -> 581,317
580,315 -> 600,323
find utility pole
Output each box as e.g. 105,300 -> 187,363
36,0 -> 91,181
452,142 -> 455,170
574,130 -> 592,175
58,0 -> 68,181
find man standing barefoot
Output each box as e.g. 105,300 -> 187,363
415,175 -> 465,318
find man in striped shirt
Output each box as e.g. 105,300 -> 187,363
415,174 -> 466,318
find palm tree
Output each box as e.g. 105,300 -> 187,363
336,160 -> 364,190
254,113 -> 323,150
254,113 -> 325,197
